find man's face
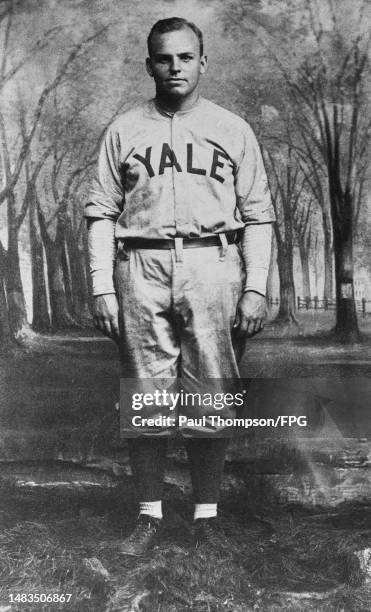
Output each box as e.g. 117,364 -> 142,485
146,27 -> 207,100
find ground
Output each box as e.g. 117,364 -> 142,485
0,485 -> 371,611
0,312 -> 371,611
242,310 -> 371,377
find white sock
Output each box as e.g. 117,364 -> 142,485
139,500 -> 163,520
194,503 -> 217,521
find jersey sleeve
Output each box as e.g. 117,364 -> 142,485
87,218 -> 116,295
84,124 -> 123,220
235,123 -> 275,225
241,223 -> 272,295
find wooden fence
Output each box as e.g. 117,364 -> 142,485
267,297 -> 371,316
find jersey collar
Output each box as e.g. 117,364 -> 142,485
150,96 -> 203,118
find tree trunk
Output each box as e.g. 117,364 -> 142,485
266,233 -> 275,307
0,241 -> 12,348
65,218 -> 91,325
29,186 -> 50,332
332,192 -> 359,342
299,243 -> 311,299
273,189 -> 298,326
74,247 -> 92,324
322,211 -> 333,299
275,240 -> 297,324
61,239 -> 73,315
6,193 -> 29,338
313,246 -> 320,297
44,217 -> 77,330
83,224 -> 94,315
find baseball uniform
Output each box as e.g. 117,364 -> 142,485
85,96 -> 275,437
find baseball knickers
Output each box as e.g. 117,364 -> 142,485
115,238 -> 246,437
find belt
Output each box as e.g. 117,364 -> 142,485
117,230 -> 242,250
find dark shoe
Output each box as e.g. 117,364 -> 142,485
194,517 -> 229,548
118,515 -> 161,556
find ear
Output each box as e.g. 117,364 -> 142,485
200,55 -> 208,75
146,57 -> 154,77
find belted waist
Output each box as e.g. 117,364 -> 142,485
117,230 -> 242,250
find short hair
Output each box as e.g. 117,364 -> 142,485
147,17 -> 204,57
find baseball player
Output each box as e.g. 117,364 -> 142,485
85,17 -> 275,555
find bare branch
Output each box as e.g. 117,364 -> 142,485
0,24 -> 110,205
305,0 -> 324,46
36,194 -> 52,247
0,1 -> 11,81
0,107 -> 11,185
264,149 -> 286,207
2,27 -> 63,87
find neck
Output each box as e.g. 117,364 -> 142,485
155,90 -> 199,113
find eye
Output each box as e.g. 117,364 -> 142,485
155,56 -> 170,64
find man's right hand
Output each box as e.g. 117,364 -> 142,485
93,294 -> 120,343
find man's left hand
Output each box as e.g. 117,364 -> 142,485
233,291 -> 267,338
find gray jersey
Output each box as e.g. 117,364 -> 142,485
85,97 -> 275,236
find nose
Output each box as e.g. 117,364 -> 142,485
169,57 -> 181,73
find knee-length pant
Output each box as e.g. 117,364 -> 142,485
115,241 -> 245,437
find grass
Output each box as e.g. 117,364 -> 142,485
265,309 -> 371,337
1,485 -> 371,611
0,326 -> 371,610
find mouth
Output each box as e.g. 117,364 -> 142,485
166,78 -> 186,83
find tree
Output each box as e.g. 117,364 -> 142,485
65,211 -> 91,325
0,109 -> 29,337
0,240 -> 11,345
283,122 -> 335,301
222,0 -> 370,342
264,141 -> 307,326
293,196 -> 320,300
37,152 -> 96,330
266,231 -> 276,306
274,0 -> 370,341
0,0 -> 109,342
35,89 -> 126,330
28,179 -> 50,332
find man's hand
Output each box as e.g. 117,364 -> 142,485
233,291 -> 267,338
93,294 -> 120,343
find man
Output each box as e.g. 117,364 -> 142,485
85,17 -> 274,555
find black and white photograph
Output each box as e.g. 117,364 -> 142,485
0,0 -> 370,610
